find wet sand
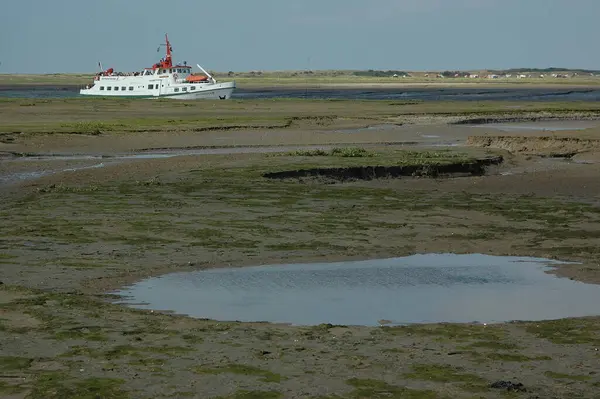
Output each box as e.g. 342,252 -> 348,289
1,100 -> 600,398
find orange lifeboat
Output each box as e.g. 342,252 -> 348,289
186,74 -> 209,83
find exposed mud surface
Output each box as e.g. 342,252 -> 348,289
468,135 -> 600,156
3,100 -> 600,398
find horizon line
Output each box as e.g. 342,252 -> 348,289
1,66 -> 599,75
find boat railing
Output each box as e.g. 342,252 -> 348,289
96,71 -> 144,78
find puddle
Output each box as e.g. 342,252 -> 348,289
427,142 -> 460,147
571,159 -> 596,164
337,124 -> 402,134
62,162 -> 106,172
472,121 -> 600,132
12,155 -> 106,162
112,253 -> 600,326
0,162 -> 106,185
0,170 -> 51,184
3,145 -> 353,163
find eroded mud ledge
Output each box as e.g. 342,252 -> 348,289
263,156 -> 504,182
451,112 -> 600,125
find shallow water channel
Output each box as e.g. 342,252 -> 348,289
0,142 -> 459,186
112,253 -> 600,326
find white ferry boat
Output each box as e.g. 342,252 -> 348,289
80,34 -> 235,100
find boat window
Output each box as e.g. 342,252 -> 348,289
190,86 -> 195,90
114,87 -> 119,91
121,87 -> 126,91
148,84 -> 154,90
129,87 -> 134,91
100,87 -> 105,91
174,88 -> 179,92
182,87 -> 187,91
107,87 -> 112,90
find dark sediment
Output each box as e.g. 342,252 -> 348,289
263,156 -> 503,182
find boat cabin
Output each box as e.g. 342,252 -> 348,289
141,65 -> 192,77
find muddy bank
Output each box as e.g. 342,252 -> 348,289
263,156 -> 503,182
467,135 -> 600,156
451,111 -> 600,125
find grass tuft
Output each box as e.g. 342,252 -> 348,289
544,371 -> 592,381
193,364 -> 286,383
346,378 -> 439,398
404,364 -> 486,384
0,356 -> 33,371
29,373 -> 127,399
215,391 -> 283,399
524,319 -> 600,345
285,147 -> 376,158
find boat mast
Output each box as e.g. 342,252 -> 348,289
164,34 -> 173,68
155,34 -> 174,69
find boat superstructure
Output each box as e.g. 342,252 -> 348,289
80,34 -> 235,100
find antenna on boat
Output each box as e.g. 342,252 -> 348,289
157,34 -> 168,52
197,64 -> 216,84
305,56 -> 311,98
156,34 -> 173,68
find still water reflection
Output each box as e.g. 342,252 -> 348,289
113,253 -> 599,326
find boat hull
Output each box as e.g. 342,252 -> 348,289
79,81 -> 236,100
164,83 -> 235,100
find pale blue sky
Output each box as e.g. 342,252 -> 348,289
0,0 -> 597,73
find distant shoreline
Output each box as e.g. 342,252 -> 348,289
3,70 -> 600,89
2,82 -> 600,92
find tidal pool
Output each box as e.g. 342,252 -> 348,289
112,254 -> 600,326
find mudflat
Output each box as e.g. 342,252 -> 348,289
1,98 -> 600,398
